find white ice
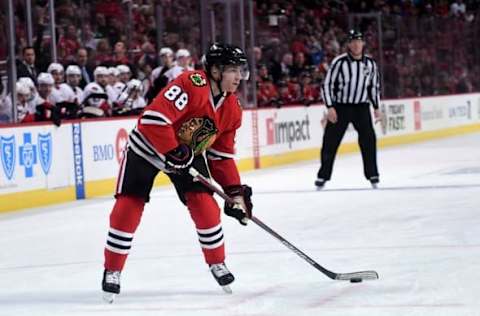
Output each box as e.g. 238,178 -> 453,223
1,133 -> 480,316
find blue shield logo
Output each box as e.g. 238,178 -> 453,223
0,135 -> 16,180
38,133 -> 52,175
19,133 -> 37,178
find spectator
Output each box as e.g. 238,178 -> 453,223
94,39 -> 113,66
58,24 -> 81,63
270,52 -> 293,84
290,52 -> 308,79
299,72 -> 319,105
113,41 -> 130,66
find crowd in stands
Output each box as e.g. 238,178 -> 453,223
0,0 -> 479,123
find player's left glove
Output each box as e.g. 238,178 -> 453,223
164,144 -> 194,173
224,185 -> 253,226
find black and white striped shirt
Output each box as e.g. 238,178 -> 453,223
322,53 -> 381,109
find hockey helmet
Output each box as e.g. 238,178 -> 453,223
347,29 -> 364,41
204,43 -> 249,80
66,65 -> 81,76
127,79 -> 143,92
47,62 -> 64,74
37,72 -> 54,85
16,81 -> 31,96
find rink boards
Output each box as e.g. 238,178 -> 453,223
1,93 -> 480,212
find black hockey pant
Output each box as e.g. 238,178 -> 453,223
317,104 -> 379,180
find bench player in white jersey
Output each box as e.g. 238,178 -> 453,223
2,81 -> 36,123
163,48 -> 194,83
113,79 -> 146,116
81,66 -> 111,117
47,63 -> 71,104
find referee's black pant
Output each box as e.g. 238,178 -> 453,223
317,104 -> 379,181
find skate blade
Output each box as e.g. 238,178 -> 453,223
102,292 -> 116,304
221,285 -> 232,294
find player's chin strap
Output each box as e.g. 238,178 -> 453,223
208,65 -> 226,100
188,167 -> 380,282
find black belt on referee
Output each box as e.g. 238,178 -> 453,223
333,102 -> 369,107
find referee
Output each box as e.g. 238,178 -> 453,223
315,29 -> 381,189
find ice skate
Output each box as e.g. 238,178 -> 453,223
102,270 -> 121,303
369,177 -> 379,189
315,178 -> 326,190
210,263 -> 234,294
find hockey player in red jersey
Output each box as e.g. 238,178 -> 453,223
102,43 -> 253,302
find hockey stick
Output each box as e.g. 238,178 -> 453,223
189,168 -> 379,282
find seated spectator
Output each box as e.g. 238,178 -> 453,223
299,72 -> 320,105
290,52 -> 308,79
257,65 -> 280,107
270,52 -> 293,84
58,24 -> 81,63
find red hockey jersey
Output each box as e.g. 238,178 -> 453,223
128,70 -> 242,188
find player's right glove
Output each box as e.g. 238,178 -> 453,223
164,144 -> 194,173
224,185 -> 253,226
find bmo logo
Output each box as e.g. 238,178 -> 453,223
115,128 -> 128,164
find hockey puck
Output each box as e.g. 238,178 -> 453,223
350,278 -> 362,283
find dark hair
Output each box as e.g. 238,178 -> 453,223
22,46 -> 35,55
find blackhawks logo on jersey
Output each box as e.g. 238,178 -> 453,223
190,73 -> 207,87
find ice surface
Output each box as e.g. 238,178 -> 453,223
1,133 -> 479,316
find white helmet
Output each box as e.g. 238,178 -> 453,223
175,49 -> 190,59
94,66 -> 109,77
47,62 -> 64,74
16,81 -> 31,96
66,65 -> 81,76
37,72 -> 55,85
18,77 -> 35,90
127,79 -> 142,92
108,67 -> 120,77
116,64 -> 131,74
159,47 -> 174,56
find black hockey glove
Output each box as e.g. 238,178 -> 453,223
164,144 -> 194,173
224,185 -> 253,226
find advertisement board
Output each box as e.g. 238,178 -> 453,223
1,93 -> 479,212
255,106 -> 326,156
0,124 -> 72,194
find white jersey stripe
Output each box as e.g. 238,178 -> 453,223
207,148 -> 235,159
142,110 -> 172,124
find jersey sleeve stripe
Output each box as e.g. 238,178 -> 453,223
206,148 -> 235,160
139,117 -> 170,126
142,110 -> 172,124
